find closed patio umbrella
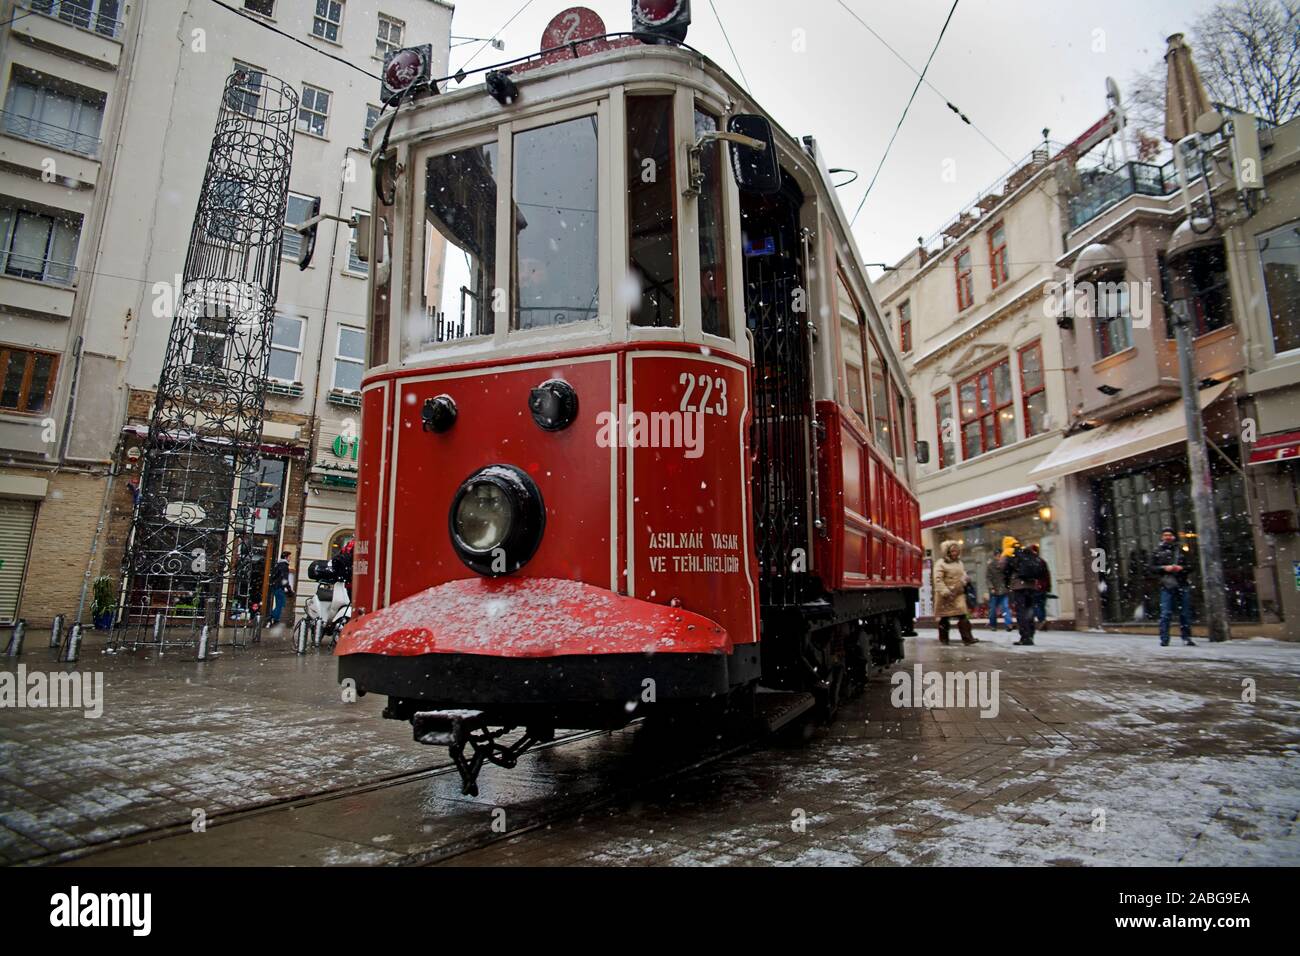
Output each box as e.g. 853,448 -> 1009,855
1164,33 -> 1214,143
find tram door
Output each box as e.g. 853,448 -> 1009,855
741,173 -> 812,608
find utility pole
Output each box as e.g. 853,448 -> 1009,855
1169,300 -> 1230,642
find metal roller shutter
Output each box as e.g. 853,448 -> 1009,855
0,498 -> 37,623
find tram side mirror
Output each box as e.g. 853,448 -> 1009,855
727,114 -> 781,195
296,196 -> 322,271
354,211 -> 372,264
915,440 -> 931,465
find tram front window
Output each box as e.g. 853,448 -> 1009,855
421,143 -> 498,350
512,115 -> 599,330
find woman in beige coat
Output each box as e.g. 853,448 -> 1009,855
932,539 -> 977,645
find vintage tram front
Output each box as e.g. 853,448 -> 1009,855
338,13 -> 921,794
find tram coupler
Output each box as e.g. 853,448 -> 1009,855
412,711 -> 543,797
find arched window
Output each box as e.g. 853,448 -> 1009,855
327,528 -> 354,558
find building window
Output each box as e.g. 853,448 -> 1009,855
363,104 -> 380,146
627,95 -> 676,328
934,389 -> 954,469
988,221 -> 1008,288
1018,340 -> 1046,436
1256,222 -> 1299,354
695,107 -> 729,338
0,346 -> 58,414
954,247 -> 973,311
346,209 -> 367,273
312,0 -> 343,42
512,115 -> 599,330
227,62 -> 264,118
1164,243 -> 1233,338
376,14 -> 403,59
328,528 -> 354,558
269,314 -> 303,382
0,206 -> 80,285
190,314 -> 230,368
2,76 -> 105,156
31,0 -> 122,39
333,326 -> 366,391
1091,276 -> 1132,357
958,358 -> 1014,459
297,84 -> 330,136
281,192 -> 316,261
898,300 -> 912,353
243,0 -> 274,17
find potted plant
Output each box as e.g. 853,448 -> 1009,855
91,576 -> 115,630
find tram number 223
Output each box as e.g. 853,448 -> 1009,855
679,372 -> 728,416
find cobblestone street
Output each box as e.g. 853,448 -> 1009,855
1,628 -> 1297,866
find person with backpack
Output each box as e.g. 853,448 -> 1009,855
1148,526 -> 1196,646
268,550 -> 294,626
987,537 -> 1015,632
1004,539 -> 1048,646
1029,543 -> 1051,624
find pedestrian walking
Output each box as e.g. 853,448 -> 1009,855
1149,527 -> 1196,646
988,537 -> 1015,631
268,551 -> 294,627
1029,543 -> 1051,624
932,540 -> 978,646
1004,540 -> 1048,646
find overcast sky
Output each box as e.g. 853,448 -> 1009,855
442,0 -> 1220,270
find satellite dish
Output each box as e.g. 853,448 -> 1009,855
1195,110 -> 1226,136
1105,76 -> 1122,106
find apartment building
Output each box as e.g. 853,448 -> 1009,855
873,140 -> 1082,628
0,0 -> 453,626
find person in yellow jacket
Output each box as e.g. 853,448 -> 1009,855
932,539 -> 977,645
987,535 -> 1017,631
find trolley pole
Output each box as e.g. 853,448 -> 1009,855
1171,304 -> 1230,642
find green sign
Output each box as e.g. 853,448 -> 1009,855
331,435 -> 359,461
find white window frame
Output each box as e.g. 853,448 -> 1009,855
282,191 -> 316,262
228,61 -> 265,118
363,103 -> 380,146
311,0 -> 344,43
269,314 -> 304,382
297,84 -> 330,137
242,0 -> 275,18
1256,219 -> 1300,359
0,205 -> 80,285
375,14 -> 403,59
345,208 -> 368,275
2,77 -> 105,156
333,325 -> 366,391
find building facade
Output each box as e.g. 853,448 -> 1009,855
873,142 -> 1083,628
0,0 -> 453,626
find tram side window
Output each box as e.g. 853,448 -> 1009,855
513,116 -> 599,330
836,272 -> 867,425
695,108 -> 729,338
869,336 -> 890,448
628,96 -> 676,327
422,144 -> 498,351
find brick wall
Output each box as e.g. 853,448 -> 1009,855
16,469 -> 112,626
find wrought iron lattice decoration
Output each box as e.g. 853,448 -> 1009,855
117,71 -> 298,647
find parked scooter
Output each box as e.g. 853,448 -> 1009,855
303,549 -> 352,645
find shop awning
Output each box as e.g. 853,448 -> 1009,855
1248,430 -> 1300,466
921,485 -> 1039,530
1028,381 -> 1232,483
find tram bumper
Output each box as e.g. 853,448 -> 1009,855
336,577 -> 748,706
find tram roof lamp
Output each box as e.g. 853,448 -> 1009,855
486,70 -> 519,106
632,0 -> 691,43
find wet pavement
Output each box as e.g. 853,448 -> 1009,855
1,627 -> 1297,866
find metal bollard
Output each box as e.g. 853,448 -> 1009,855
313,618 -> 323,648
50,614 -> 64,651
153,613 -> 164,644
5,620 -> 25,657
295,620 -> 308,655
64,624 -> 82,663
251,611 -> 262,644
196,624 -> 211,661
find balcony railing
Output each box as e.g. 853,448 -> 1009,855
21,0 -> 125,40
0,250 -> 76,286
1068,159 -> 1178,230
1,110 -> 101,158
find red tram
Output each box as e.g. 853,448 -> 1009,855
334,5 -> 922,794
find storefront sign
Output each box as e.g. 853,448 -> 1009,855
331,435 -> 359,461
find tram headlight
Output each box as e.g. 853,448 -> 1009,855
449,465 -> 546,576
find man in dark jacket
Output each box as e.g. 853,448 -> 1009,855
1005,542 -> 1048,646
268,551 -> 294,626
1149,527 -> 1195,646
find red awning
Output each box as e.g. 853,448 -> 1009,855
1248,430 -> 1300,466
920,486 -> 1039,530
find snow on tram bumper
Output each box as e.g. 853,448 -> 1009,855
336,577 -> 748,706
